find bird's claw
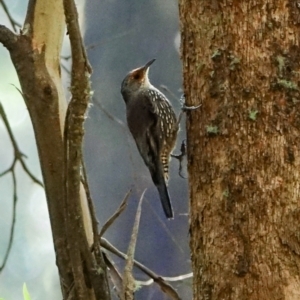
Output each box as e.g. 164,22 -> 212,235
171,140 -> 187,178
180,94 -> 201,111
182,103 -> 202,111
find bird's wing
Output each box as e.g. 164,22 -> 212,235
144,89 -> 177,139
129,92 -> 163,173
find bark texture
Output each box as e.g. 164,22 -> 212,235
179,1 -> 300,299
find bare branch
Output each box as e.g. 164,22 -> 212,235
0,102 -> 43,186
0,24 -> 18,50
63,0 -> 93,294
93,96 -> 126,128
123,190 -> 145,299
103,253 -> 123,299
86,29 -> 135,52
0,0 -> 22,32
160,85 -> 179,101
63,0 -> 110,298
61,62 -> 71,75
81,161 -> 111,298
1,0 -> 76,296
81,162 -> 100,235
0,101 -> 45,272
0,170 -> 17,272
101,238 -> 182,300
99,189 -> 131,238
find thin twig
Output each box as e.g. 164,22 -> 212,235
160,85 -> 179,102
101,238 -> 185,300
81,161 -> 111,296
61,55 -> 71,60
123,190 -> 145,300
103,252 -> 123,299
99,189 -> 131,238
93,96 -> 126,128
0,0 -> 22,32
81,161 -> 100,238
0,102 -> 43,187
86,29 -> 135,52
0,102 -> 43,272
0,171 -> 17,272
61,62 -> 71,75
143,194 -> 186,254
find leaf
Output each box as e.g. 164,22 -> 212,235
23,283 -> 31,300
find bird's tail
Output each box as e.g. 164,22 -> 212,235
151,165 -> 174,219
156,180 -> 174,219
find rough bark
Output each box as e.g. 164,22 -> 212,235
179,1 -> 300,299
63,0 -> 110,298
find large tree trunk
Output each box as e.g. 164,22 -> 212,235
179,1 -> 300,299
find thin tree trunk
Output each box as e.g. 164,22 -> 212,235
179,1 -> 300,299
0,0 -> 110,299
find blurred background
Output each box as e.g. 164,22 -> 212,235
0,0 -> 191,299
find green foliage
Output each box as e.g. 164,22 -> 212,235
206,125 -> 218,134
229,56 -> 240,70
277,79 -> 299,91
276,55 -> 285,76
0,284 -> 31,300
223,189 -> 229,198
23,283 -> 31,300
196,62 -> 205,73
211,49 -> 222,59
249,110 -> 258,121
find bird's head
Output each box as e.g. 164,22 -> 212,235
121,59 -> 155,95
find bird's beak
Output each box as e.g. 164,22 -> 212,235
143,58 -> 156,70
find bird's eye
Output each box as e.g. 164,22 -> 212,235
133,73 -> 141,80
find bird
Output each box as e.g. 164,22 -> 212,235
121,59 -> 178,219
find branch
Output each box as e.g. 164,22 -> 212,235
81,161 -> 111,297
103,253 -> 123,299
63,0 -> 110,298
63,0 -> 93,297
101,238 -> 184,300
0,24 -> 18,50
0,0 -> 22,32
1,0 -> 77,297
63,0 -> 91,73
0,102 -> 43,186
99,190 -> 131,238
93,96 -> 126,128
123,190 -> 145,299
0,102 -> 43,272
0,169 -> 17,272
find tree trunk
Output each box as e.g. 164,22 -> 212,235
0,0 -> 110,299
179,1 -> 300,299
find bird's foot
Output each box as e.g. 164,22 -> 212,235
180,94 -> 202,112
171,139 -> 187,179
